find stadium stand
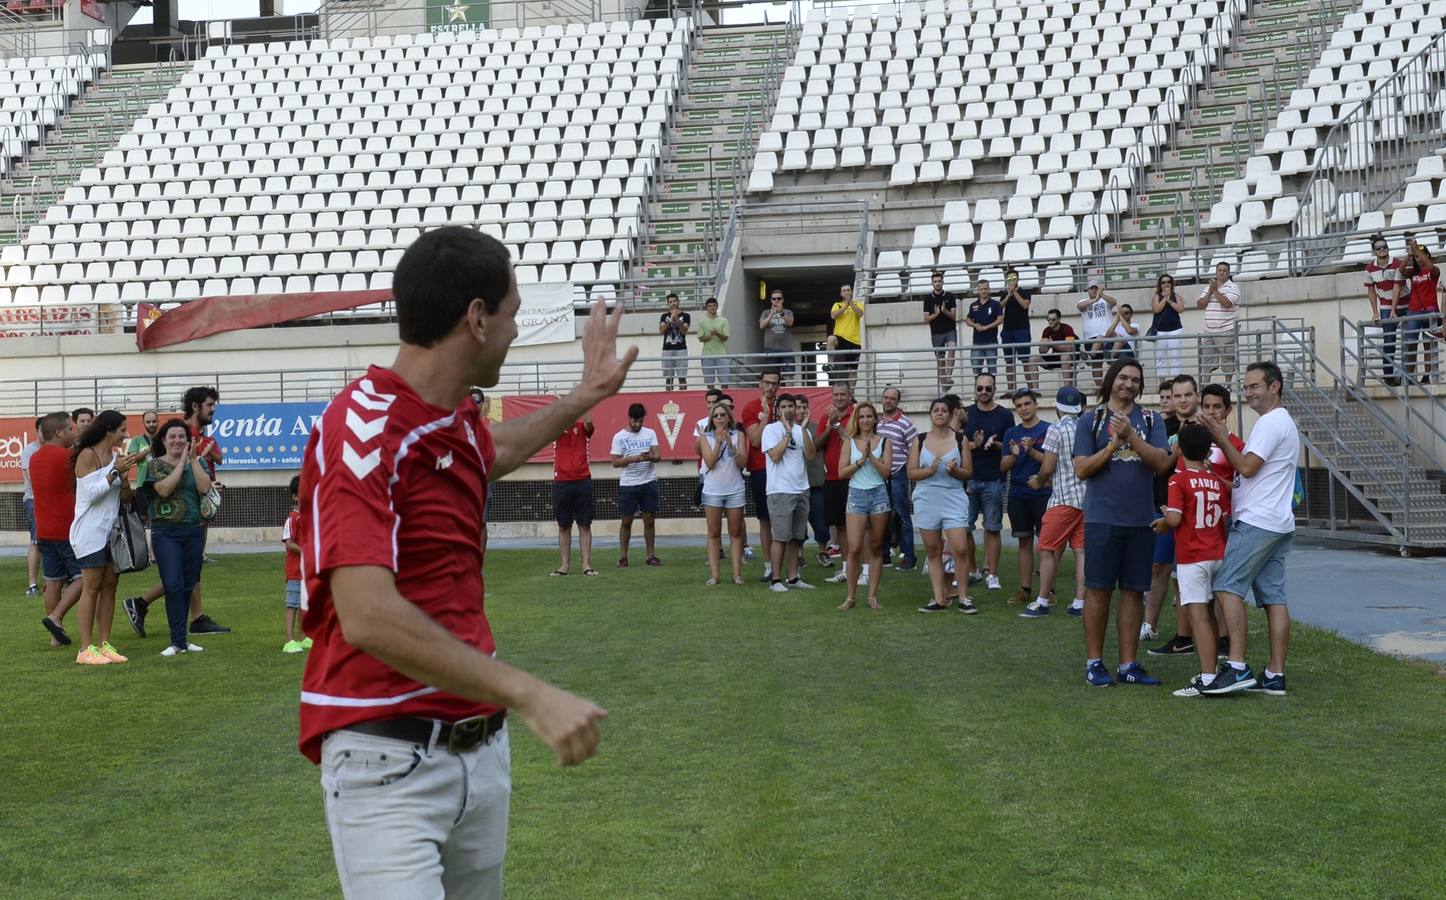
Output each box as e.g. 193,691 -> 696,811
0,51 -> 106,178
0,19 -> 694,307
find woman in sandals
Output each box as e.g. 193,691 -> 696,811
143,419 -> 214,657
838,402 -> 893,609
70,410 -> 146,665
909,398 -> 975,613
698,401 -> 749,585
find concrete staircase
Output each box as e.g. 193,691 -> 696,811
636,23 -> 790,300
1107,0 -> 1349,283
1,63 -> 183,241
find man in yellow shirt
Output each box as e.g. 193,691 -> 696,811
829,283 -> 864,389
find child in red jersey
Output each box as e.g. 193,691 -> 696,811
281,475 -> 309,654
1153,424 -> 1232,697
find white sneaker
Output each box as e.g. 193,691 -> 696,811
743,546 -> 756,560
769,581 -> 789,593
186,643 -> 204,652
826,570 -> 848,584
787,578 -> 815,590
859,563 -> 870,580
985,574 -> 1002,590
1140,624 -> 1158,642
160,645 -> 186,657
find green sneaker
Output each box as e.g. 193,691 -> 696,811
300,636 -> 313,649
282,640 -> 306,654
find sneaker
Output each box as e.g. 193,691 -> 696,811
41,616 -> 71,646
1066,604 -> 1084,618
1172,675 -> 1210,698
1247,671 -> 1287,695
1117,662 -> 1162,685
1008,588 -> 1032,605
282,640 -> 306,654
895,558 -> 917,571
202,554 -> 215,565
743,546 -> 756,561
76,645 -> 111,665
967,570 -> 984,586
1020,601 -> 1051,618
616,557 -> 630,568
123,596 -> 147,638
985,574 -> 1002,590
958,600 -> 979,615
185,643 -> 204,653
917,602 -> 950,613
160,645 -> 187,657
815,550 -> 834,568
25,583 -> 39,597
1085,660 -> 1114,686
769,581 -> 789,593
99,641 -> 128,663
826,570 -> 848,584
190,614 -> 231,635
1148,634 -> 1197,656
300,636 -> 313,649
1199,664 -> 1257,695
826,544 -> 841,559
786,578 -> 814,590
1140,623 -> 1159,642
859,563 -> 870,581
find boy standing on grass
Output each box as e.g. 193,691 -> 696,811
281,475 -> 310,654
1151,424 -> 1232,698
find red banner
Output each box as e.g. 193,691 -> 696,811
136,289 -> 392,351
0,413 -> 154,483
80,0 -> 105,21
502,388 -> 835,464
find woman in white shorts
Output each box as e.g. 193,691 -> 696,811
698,402 -> 749,585
838,402 -> 893,610
909,398 -> 976,614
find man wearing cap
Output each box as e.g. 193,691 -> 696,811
1000,388 -> 1051,605
1021,387 -> 1088,617
1076,279 -> 1118,386
1031,308 -> 1078,388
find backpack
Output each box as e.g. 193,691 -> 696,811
1089,406 -> 1156,445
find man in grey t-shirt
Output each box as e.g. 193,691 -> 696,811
759,289 -> 796,383
21,419 -> 43,595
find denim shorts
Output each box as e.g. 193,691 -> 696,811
1213,520 -> 1293,607
37,539 -> 81,582
285,579 -> 302,610
75,544 -> 112,570
966,479 -> 1005,532
846,483 -> 891,516
702,488 -> 746,509
23,498 -> 35,543
1083,522 -> 1154,593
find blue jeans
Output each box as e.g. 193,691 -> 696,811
885,467 -> 916,562
970,342 -> 997,375
153,525 -> 205,649
808,485 -> 829,546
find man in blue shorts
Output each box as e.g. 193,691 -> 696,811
1072,357 -> 1173,686
1201,362 -> 1300,696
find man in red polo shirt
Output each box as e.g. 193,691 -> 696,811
551,412 -> 596,576
813,383 -> 854,573
31,411 -> 83,646
296,226 -> 632,896
741,368 -> 782,580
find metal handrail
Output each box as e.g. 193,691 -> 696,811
1340,314 -> 1446,454
1288,28 -> 1446,275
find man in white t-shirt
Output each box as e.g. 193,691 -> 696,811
1197,261 -> 1243,382
1201,361 -> 1299,696
610,402 -> 662,567
761,394 -> 816,593
1076,279 -> 1118,386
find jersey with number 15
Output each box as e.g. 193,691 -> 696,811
1166,469 -> 1232,564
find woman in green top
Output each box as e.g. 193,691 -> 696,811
696,296 -> 731,388
143,419 -> 213,656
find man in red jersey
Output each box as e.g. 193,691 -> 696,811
31,412 -> 82,646
551,411 -> 596,576
296,226 -> 634,897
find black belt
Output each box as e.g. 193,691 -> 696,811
343,711 -> 507,754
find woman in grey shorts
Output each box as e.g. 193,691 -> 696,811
697,402 -> 749,586
838,402 -> 894,610
909,398 -> 976,614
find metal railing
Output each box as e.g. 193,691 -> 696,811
1340,312 -> 1446,464
1289,28 -> 1446,275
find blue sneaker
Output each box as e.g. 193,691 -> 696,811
1246,670 -> 1285,695
1019,601 -> 1051,618
1066,604 -> 1084,618
1200,664 -> 1257,695
1085,660 -> 1114,686
1117,662 -> 1162,686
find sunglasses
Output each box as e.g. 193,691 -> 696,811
976,386 -> 994,392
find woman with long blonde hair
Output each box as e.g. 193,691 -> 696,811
837,402 -> 893,609
697,401 -> 749,585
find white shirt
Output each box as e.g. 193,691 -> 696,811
1200,279 -> 1242,332
610,427 -> 659,486
694,416 -> 710,474
761,421 -> 809,494
20,439 -> 41,501
699,429 -> 746,496
70,460 -> 122,558
1234,406 -> 1299,534
1079,295 -> 1113,339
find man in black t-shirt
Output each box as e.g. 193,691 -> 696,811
922,270 -> 958,389
1000,266 -> 1033,392
659,292 -> 691,391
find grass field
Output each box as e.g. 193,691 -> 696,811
3,546 -> 1444,898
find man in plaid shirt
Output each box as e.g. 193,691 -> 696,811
876,386 -> 919,570
1020,386 -> 1088,617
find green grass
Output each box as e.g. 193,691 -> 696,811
3,548 -> 1444,898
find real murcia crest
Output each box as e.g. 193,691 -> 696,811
657,400 -> 685,448
435,451 -> 455,471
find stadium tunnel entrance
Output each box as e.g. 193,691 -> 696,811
742,265 -> 858,371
